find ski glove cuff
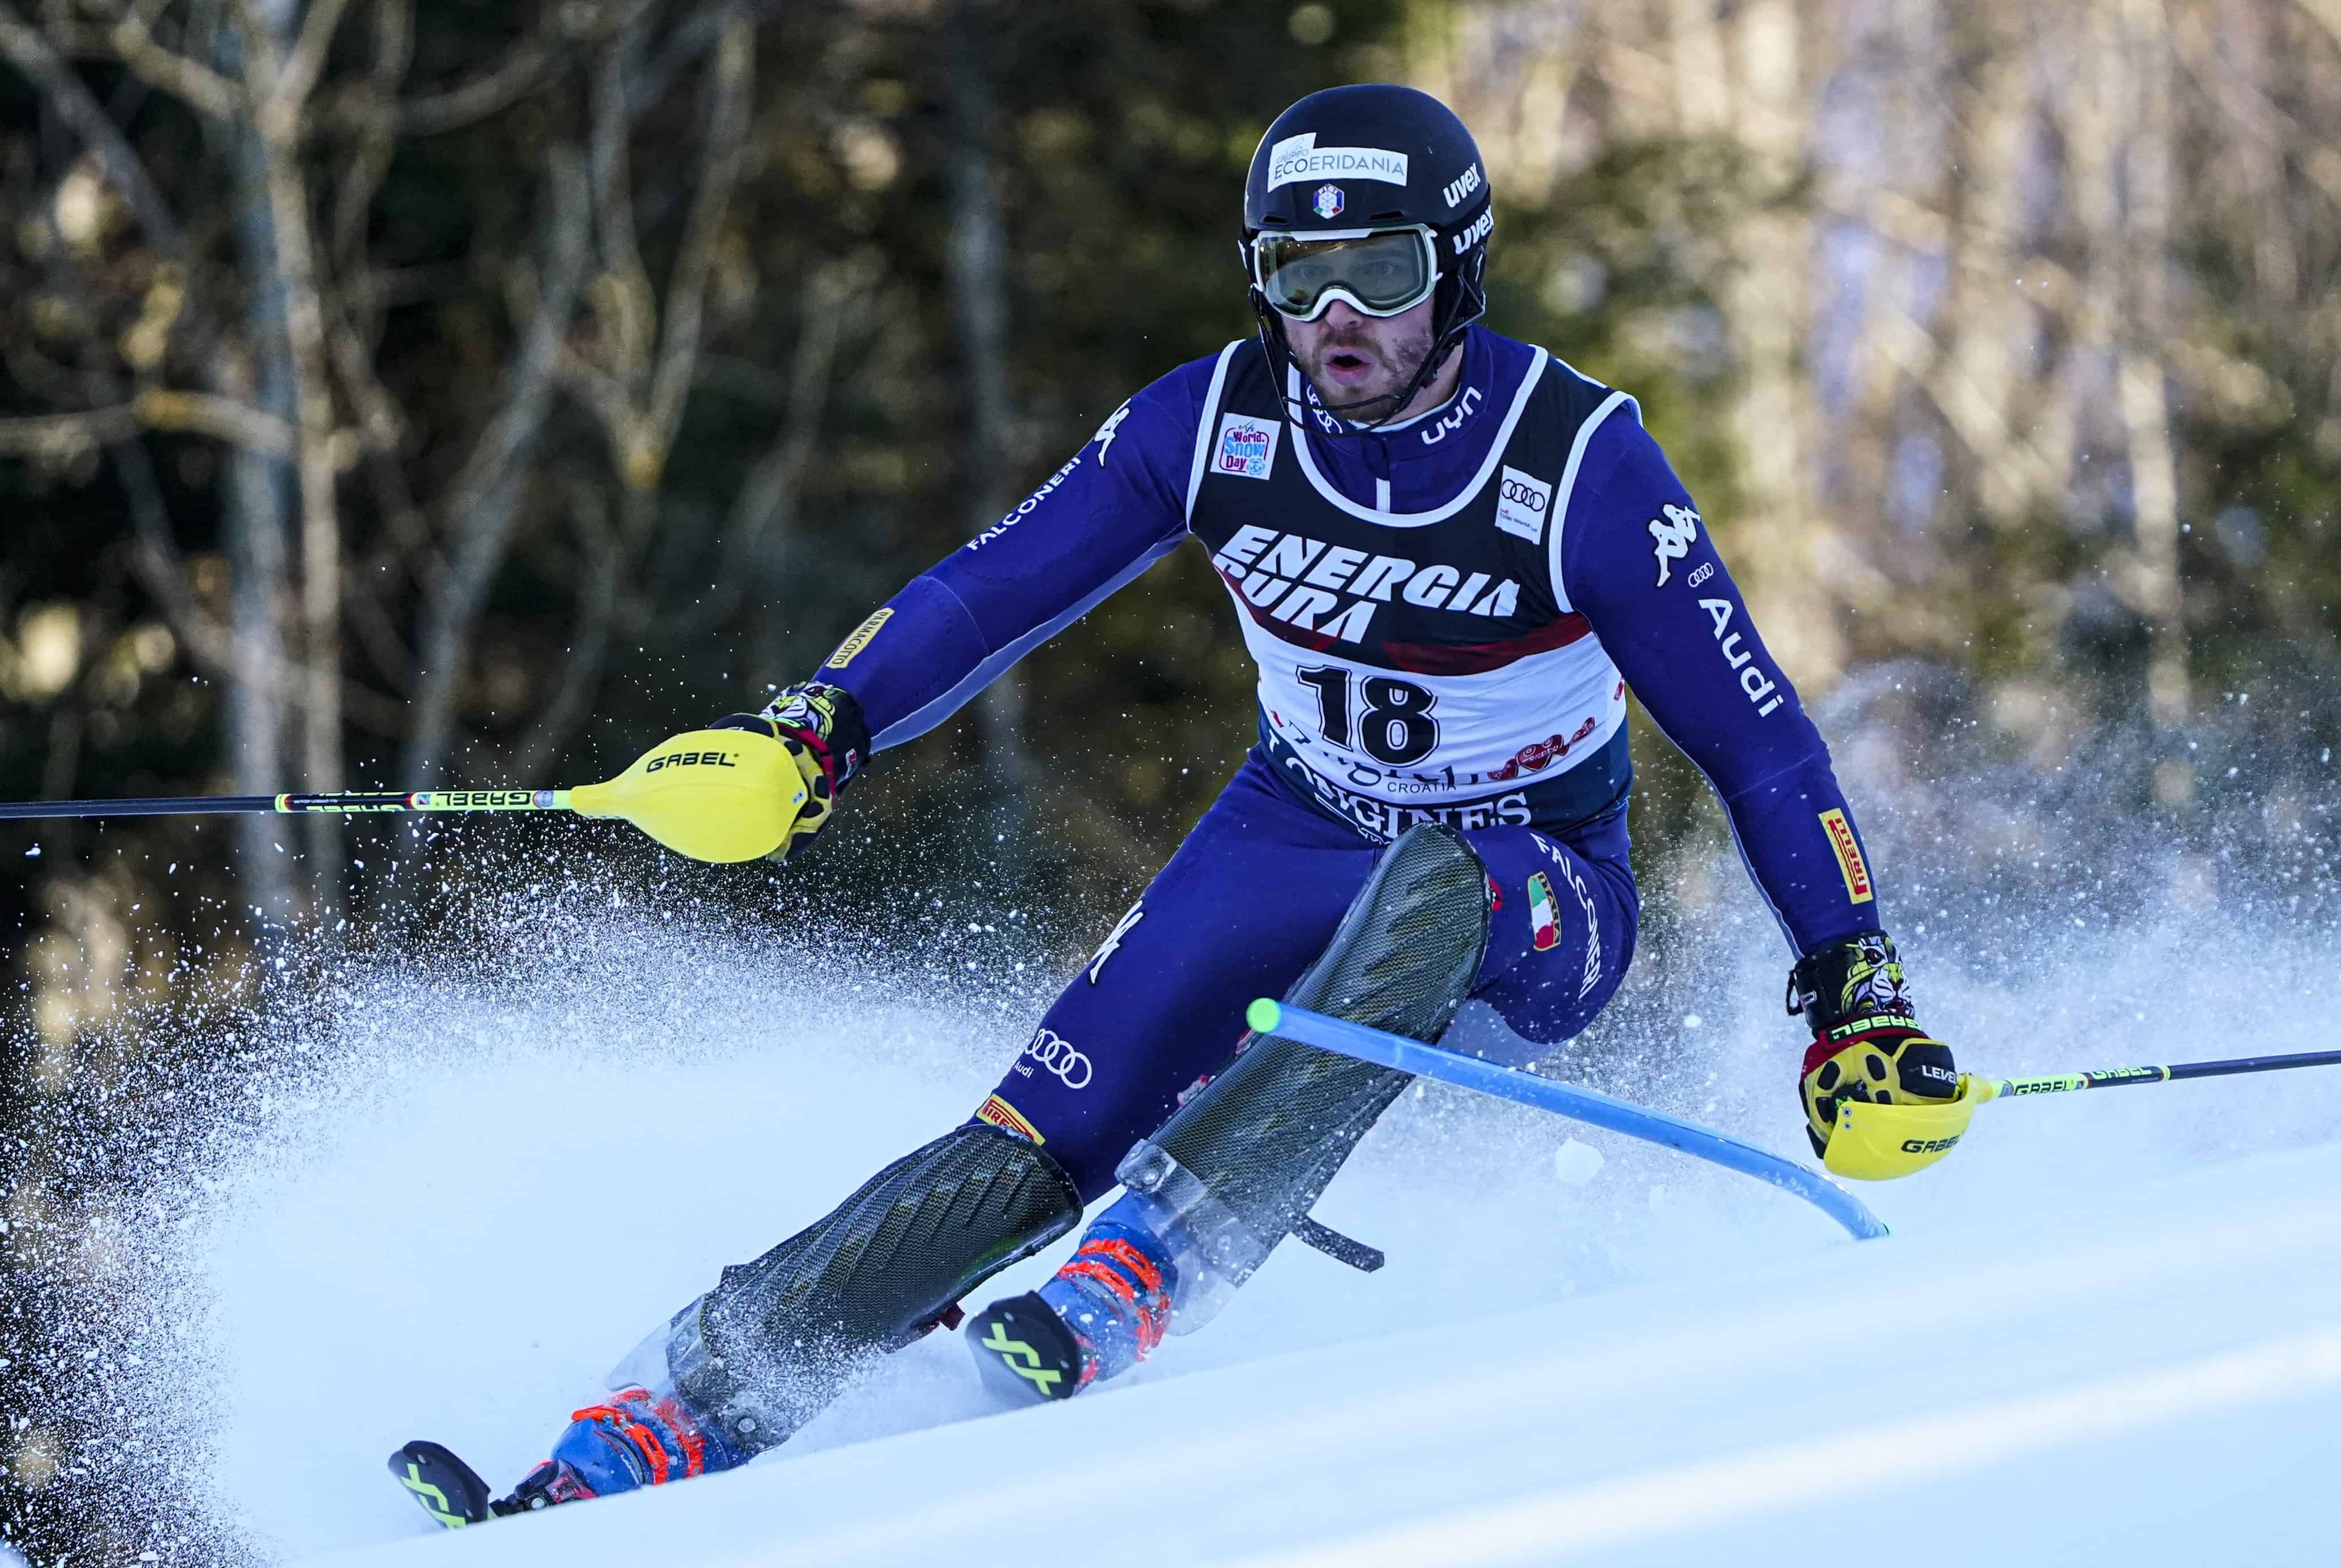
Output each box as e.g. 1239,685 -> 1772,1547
708,681 -> 870,862
1788,932 -> 1958,1160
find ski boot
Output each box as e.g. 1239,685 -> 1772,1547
967,1203 -> 1179,1403
499,1382 -> 754,1514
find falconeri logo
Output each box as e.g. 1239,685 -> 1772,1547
1265,131 -> 1409,189
1215,414 -> 1281,480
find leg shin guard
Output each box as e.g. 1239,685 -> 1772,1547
1116,823 -> 1489,1324
653,1123 -> 1080,1452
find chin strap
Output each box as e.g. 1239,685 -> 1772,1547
1244,237 -> 1486,438
1250,292 -> 1475,437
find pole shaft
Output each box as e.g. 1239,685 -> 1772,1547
0,789 -> 570,822
1250,1000 -> 1889,1242
0,796 -> 282,819
1994,1046 -> 2341,1100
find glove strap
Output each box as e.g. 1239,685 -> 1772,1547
1786,931 -> 1917,1043
762,681 -> 872,790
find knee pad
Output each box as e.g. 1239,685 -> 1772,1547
656,1123 -> 1080,1451
1116,823 -> 1489,1320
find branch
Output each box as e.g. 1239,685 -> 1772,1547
110,436 -> 412,735
272,0 -> 356,110
0,403 -> 141,455
639,8 -> 752,475
435,147 -> 594,542
399,145 -> 595,787
132,387 -> 297,457
391,37 -> 557,134
0,1 -> 185,254
109,0 -> 244,119
504,479 -> 628,783
662,261 -> 858,641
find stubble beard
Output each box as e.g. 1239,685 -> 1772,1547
1294,314 -> 1437,424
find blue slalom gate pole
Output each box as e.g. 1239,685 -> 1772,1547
1244,999 -> 1890,1242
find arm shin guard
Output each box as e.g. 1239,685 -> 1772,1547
642,1123 -> 1080,1452
1116,823 -> 1489,1327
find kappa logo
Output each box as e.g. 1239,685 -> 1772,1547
1092,400 -> 1132,463
1210,525 -> 1521,645
1648,502 -> 1700,585
1494,465 -> 1553,544
1216,414 -> 1281,480
1086,901 -> 1144,984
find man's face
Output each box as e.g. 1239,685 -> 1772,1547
1283,296 -> 1436,419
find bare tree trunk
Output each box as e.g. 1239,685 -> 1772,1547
2116,0 -> 2188,731
235,0 -> 349,902
400,148 -> 594,787
946,0 -> 1031,851
220,16 -> 300,939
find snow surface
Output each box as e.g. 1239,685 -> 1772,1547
99,904 -> 2341,1566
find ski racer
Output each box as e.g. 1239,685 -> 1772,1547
393,83 -> 1959,1524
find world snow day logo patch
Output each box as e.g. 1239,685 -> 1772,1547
1216,413 -> 1281,480
1312,183 -> 1346,219
1265,131 -> 1409,189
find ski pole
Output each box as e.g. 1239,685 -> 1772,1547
1823,1045 -> 2341,1182
0,728 -> 807,864
1244,999 -> 1890,1242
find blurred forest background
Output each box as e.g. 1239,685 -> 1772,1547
8,0 -> 2341,1559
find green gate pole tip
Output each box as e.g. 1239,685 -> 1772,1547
1246,998 -> 1282,1033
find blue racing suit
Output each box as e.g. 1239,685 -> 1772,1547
811,327 -> 1882,1197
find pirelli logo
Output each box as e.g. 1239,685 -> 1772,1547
825,607 -> 893,669
1819,808 -> 1873,903
975,1092 -> 1043,1144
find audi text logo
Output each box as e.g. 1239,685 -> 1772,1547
1021,1028 -> 1093,1089
1500,478 -> 1547,512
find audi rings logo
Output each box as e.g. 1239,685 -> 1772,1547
1499,476 -> 1547,513
1021,1029 -> 1093,1089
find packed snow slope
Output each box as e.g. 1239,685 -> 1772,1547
110,901 -> 2341,1566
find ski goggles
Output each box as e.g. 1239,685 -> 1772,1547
1250,226 -> 1440,321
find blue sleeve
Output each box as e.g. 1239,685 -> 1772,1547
813,357 -> 1211,749
1560,416 -> 1882,956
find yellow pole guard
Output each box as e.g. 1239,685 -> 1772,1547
566,728 -> 807,863
1822,1073 -> 2001,1182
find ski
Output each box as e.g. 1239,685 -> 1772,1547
966,1292 -> 1084,1403
389,1439 -> 497,1528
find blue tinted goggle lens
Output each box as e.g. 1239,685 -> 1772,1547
1253,229 -> 1437,320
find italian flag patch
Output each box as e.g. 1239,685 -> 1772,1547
1527,872 -> 1560,952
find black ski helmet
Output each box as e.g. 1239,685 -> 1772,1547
1242,84 -> 1493,430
